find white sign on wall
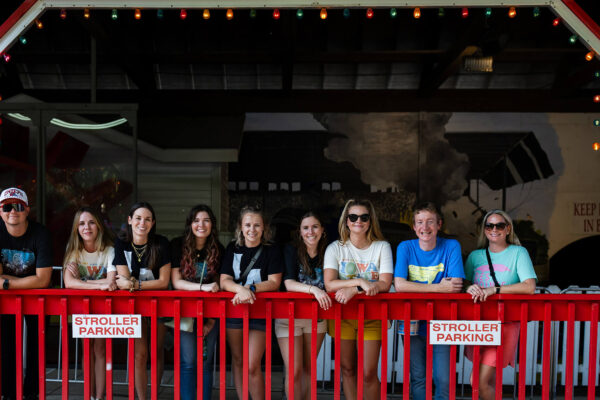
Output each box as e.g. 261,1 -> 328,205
72,314 -> 142,338
429,320 -> 501,346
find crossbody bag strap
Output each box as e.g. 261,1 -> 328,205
485,248 -> 501,288
240,246 -> 263,284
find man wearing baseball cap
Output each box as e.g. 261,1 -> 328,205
0,187 -> 52,400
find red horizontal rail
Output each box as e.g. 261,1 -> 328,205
1,290 -> 599,321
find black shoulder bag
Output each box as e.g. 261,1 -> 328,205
239,246 -> 263,284
485,248 -> 501,294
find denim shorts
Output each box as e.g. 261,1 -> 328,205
226,317 -> 267,331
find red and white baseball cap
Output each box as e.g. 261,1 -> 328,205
0,187 -> 29,206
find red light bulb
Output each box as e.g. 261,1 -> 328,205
461,8 -> 469,18
273,9 -> 280,20
552,18 -> 560,27
366,8 -> 374,19
180,9 -> 187,20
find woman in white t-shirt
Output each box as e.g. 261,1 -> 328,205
63,207 -> 117,400
323,199 -> 393,400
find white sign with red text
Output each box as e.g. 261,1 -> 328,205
429,320 -> 501,346
73,314 -> 142,338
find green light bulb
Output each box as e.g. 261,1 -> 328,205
485,8 -> 492,17
111,9 -> 118,20
19,36 -> 27,45
569,35 -> 578,44
250,9 -> 257,18
156,9 -> 164,19
296,9 -> 303,19
533,7 -> 541,18
594,119 -> 600,127
390,8 -> 397,18
343,8 -> 351,19
438,8 -> 445,18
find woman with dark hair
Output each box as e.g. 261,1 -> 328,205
171,204 -> 224,400
323,199 -> 393,400
220,206 -> 283,400
276,211 -> 332,400
63,207 -> 116,400
113,202 -> 171,400
465,209 -> 536,400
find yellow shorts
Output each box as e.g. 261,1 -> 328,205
327,319 -> 382,341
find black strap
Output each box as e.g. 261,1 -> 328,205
240,246 -> 263,284
485,248 -> 501,288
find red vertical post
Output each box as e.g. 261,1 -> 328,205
472,303 -> 481,400
426,302 -> 433,400
106,298 -> 113,400
128,299 -> 135,400
288,301 -> 295,400
380,302 -> 388,400
334,303 -> 341,400
518,303 -> 528,400
588,303 -> 599,400
15,297 -> 22,400
265,301 -> 272,400
357,301 -> 364,400
38,297 -> 46,400
197,300 -> 204,400
449,302 -> 458,400
219,300 -> 227,400
83,298 -> 91,400
310,301 -> 318,400
61,298 -> 69,400
565,303 -> 575,400
542,303 -> 552,400
174,300 -> 181,400
495,302 -> 504,400
0,299 -> 3,398
402,302 -> 411,400
150,299 -> 158,400
242,305 -> 249,400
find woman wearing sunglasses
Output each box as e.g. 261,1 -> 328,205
323,199 -> 393,400
276,211 -> 332,400
464,209 -> 536,400
63,207 -> 116,400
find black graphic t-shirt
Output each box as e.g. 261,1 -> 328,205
170,236 -> 224,284
113,235 -> 170,280
282,244 -> 325,290
0,220 -> 53,277
220,242 -> 283,287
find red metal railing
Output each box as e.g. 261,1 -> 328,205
0,290 -> 599,400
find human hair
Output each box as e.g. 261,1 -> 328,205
124,202 -> 160,270
412,201 -> 443,224
180,204 -> 222,282
296,211 -> 328,276
477,209 -> 522,248
234,205 -> 272,246
337,199 -> 385,244
63,207 -> 114,266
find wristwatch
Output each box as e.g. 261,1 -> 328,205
3,279 -> 9,290
249,284 -> 256,293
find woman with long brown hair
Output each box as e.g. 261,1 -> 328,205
171,204 -> 223,400
275,211 -> 332,400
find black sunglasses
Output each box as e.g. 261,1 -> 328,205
484,222 -> 507,231
1,203 -> 26,212
348,213 -> 370,223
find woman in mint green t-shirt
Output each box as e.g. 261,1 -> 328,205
464,210 -> 537,400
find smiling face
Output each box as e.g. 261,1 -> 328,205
413,210 -> 442,245
128,207 -> 155,240
0,202 -> 29,228
241,212 -> 264,247
346,205 -> 370,237
192,211 -> 212,241
78,211 -> 99,246
484,213 -> 510,246
300,216 -> 324,248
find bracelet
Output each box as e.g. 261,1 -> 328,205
139,279 -> 142,291
129,277 -> 136,293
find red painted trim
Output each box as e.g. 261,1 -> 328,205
562,0 -> 600,40
0,0 -> 39,40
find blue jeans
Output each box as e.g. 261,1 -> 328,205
407,335 -> 450,400
180,320 -> 219,400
